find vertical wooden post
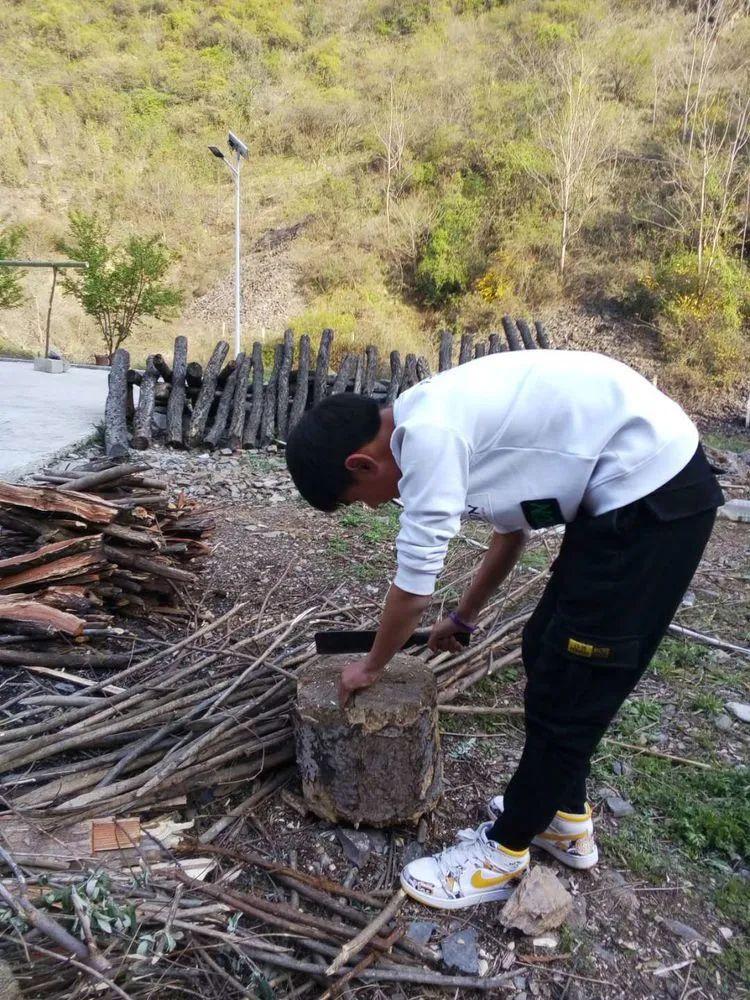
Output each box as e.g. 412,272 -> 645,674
288,335 -> 311,431
385,351 -> 403,405
363,345 -> 379,396
243,342 -> 264,449
474,342 -> 487,359
44,266 -> 58,359
458,333 -> 474,364
205,358 -> 242,449
133,356 -> 158,450
488,332 -> 502,354
502,315 -> 523,351
313,329 -> 334,405
331,353 -> 358,394
416,356 -> 431,380
167,335 -> 188,448
276,329 -> 295,440
188,340 -> 229,447
438,330 -> 454,371
104,348 -> 130,459
534,320 -> 551,348
400,353 -> 418,392
352,353 -> 364,395
228,351 -> 252,451
516,318 -> 536,349
259,343 -> 283,447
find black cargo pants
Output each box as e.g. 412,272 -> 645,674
489,446 -> 723,850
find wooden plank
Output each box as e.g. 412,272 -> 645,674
167,335 -> 189,448
0,483 -> 117,524
243,342 -> 264,449
288,334 -> 311,431
313,329 -> 334,405
90,817 -> 141,852
276,329 -> 295,440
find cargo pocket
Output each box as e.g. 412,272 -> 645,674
542,618 -> 640,670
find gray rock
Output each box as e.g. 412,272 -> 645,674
593,943 -> 617,966
441,926 -> 480,975
725,702 -> 750,723
363,828 -> 388,854
567,894 -> 588,930
513,975 -> 528,990
663,919 -> 703,943
605,795 -> 635,818
612,760 -> 632,777
602,870 -> 640,912
406,920 -> 437,946
717,499 -> 750,523
402,841 -> 426,866
500,867 -> 573,935
715,714 -> 733,732
740,450 -> 750,467
335,828 -> 370,868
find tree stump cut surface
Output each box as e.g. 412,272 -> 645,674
294,655 -> 443,828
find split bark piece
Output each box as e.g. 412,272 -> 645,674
243,342 -> 264,448
0,596 -> 85,636
385,351 -> 403,405
0,535 -> 102,578
288,335 -> 311,431
167,335 -> 189,448
188,340 -> 229,447
325,888 -> 406,975
132,356 -> 159,450
502,315 -> 523,351
458,334 -> 474,364
227,352 -> 252,450
205,358 -> 241,449
438,329 -> 454,371
259,343 -> 283,447
331,354 -> 357,395
276,330 -> 295,440
313,328 -> 334,404
516,317 -> 537,349
0,550 -> 105,592
363,345 -> 379,395
295,655 -> 442,827
102,545 -> 196,584
0,484 -> 116,524
104,348 -> 130,459
534,320 -> 551,348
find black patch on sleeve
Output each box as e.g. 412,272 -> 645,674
521,498 -> 565,529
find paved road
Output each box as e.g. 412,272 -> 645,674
0,361 -> 109,481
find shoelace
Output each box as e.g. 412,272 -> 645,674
435,825 -> 489,882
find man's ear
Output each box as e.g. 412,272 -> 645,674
344,453 -> 378,476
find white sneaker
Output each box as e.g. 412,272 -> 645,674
400,822 -> 529,910
487,796 -> 598,870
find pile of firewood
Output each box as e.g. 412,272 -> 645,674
0,461 -> 214,647
107,318 -> 553,458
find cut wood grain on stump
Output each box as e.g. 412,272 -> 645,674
104,349 -> 130,460
132,356 -> 159,451
188,341 -> 229,448
166,336 -> 189,448
294,655 -> 442,827
276,330 -> 295,441
243,342 -> 264,449
228,352 -> 252,451
288,334 -> 310,432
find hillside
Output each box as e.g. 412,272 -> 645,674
0,0 -> 748,409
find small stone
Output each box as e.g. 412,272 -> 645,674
405,920 -> 437,946
567,894 -> 588,930
593,943 -> 617,966
715,714 -> 733,732
605,795 -> 635,818
513,976 -> 528,990
441,926 -> 480,975
500,867 -> 573,935
533,935 -> 558,949
612,760 -> 632,777
220,447 -> 233,455
601,870 -> 640,912
363,828 -> 388,854
402,841 -> 426,866
663,919 -> 703,943
725,702 -> 750,723
719,926 -> 733,941
681,590 -> 696,607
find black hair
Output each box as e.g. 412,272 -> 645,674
285,394 -> 381,512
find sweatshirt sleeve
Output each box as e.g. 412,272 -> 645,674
392,423 -> 470,596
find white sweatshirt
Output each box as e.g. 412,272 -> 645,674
390,351 -> 698,596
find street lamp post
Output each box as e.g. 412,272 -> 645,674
209,131 -> 249,358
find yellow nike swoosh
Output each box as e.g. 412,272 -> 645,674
470,868 -> 521,890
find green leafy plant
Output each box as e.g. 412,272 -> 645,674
0,224 -> 25,309
57,211 -> 183,359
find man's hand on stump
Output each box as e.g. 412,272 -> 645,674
339,659 -> 382,707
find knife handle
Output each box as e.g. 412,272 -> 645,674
404,629 -> 470,649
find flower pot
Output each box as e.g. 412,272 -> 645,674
95,354 -> 111,366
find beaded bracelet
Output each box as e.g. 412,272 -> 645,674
448,610 -> 477,633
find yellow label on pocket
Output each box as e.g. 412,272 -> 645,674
567,638 -> 611,659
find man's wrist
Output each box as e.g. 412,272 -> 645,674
451,608 -> 478,632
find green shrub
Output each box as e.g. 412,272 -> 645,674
0,224 -> 26,309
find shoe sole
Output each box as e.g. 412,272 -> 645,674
487,806 -> 598,871
400,871 -> 522,911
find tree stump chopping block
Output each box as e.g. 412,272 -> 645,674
294,655 -> 442,827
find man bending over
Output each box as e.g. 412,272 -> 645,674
286,350 -> 723,911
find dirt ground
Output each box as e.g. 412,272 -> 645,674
142,437 -> 750,1000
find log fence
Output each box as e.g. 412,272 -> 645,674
105,316 -> 553,458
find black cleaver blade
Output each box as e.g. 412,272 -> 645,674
314,629 -> 470,655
